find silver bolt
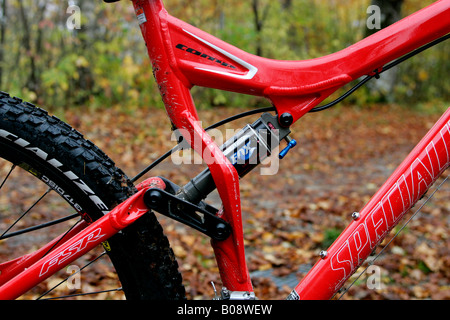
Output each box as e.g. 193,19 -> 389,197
352,212 -> 360,220
319,250 -> 328,259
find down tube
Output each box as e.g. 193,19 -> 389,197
290,107 -> 450,300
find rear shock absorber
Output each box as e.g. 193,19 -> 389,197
178,113 -> 295,204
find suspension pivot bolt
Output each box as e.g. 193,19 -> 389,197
145,189 -> 163,209
352,212 -> 360,220
279,113 -> 293,127
215,223 -> 230,240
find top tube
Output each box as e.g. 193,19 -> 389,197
133,0 -> 449,122
127,0 -> 449,293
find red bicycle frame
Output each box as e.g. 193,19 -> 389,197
0,0 -> 448,300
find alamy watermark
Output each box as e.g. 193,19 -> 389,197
66,4 -> 81,30
65,4 -> 383,32
66,265 -> 81,290
170,122 -> 281,176
365,265 -> 383,290
367,5 -> 381,30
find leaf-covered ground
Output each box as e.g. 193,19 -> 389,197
62,103 -> 449,300
1,104 -> 448,299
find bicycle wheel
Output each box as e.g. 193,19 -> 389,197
0,92 -> 185,299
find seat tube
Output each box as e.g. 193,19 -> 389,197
131,0 -> 254,293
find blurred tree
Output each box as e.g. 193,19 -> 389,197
0,0 -> 445,109
366,0 -> 404,102
251,0 -> 270,57
280,0 -> 292,9
17,0 -> 47,99
0,0 -> 6,88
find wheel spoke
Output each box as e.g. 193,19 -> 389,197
0,162 -> 120,300
0,187 -> 52,238
41,287 -> 123,300
41,218 -> 84,259
37,251 -> 109,300
336,172 -> 449,299
0,212 -> 79,240
0,164 -> 16,191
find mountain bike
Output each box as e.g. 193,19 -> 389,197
0,0 -> 448,300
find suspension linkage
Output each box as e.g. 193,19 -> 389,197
143,182 -> 231,241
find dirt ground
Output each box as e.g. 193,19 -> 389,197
67,103 -> 448,300
2,103 -> 449,299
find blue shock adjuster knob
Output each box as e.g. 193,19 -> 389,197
279,137 -> 297,159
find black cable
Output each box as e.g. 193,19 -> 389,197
309,33 -> 449,113
131,34 -> 448,182
382,33 -> 449,73
309,75 -> 372,113
131,106 -> 276,183
131,148 -> 174,183
204,106 -> 275,130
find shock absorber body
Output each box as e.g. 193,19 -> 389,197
179,113 -> 292,203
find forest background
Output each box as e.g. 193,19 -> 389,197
0,0 -> 449,300
0,0 -> 448,115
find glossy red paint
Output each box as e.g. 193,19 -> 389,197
0,220 -> 88,288
293,107 -> 450,299
130,0 -> 449,293
135,0 -> 449,123
0,0 -> 448,299
0,186 -> 152,300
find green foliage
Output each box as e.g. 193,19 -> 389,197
322,227 -> 342,248
417,260 -> 432,274
1,0 -> 447,111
